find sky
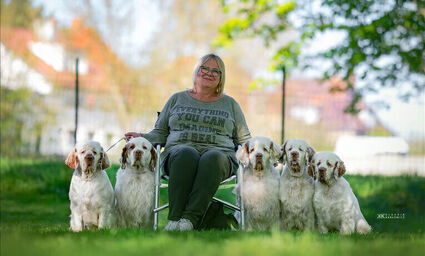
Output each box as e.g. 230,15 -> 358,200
29,0 -> 425,140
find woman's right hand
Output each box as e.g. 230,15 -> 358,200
124,132 -> 141,141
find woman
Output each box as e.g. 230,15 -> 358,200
125,53 -> 251,231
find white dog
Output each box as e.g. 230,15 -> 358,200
235,136 -> 281,231
65,141 -> 115,232
114,137 -> 156,229
279,139 -> 316,231
312,152 -> 371,235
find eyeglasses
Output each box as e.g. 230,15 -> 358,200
199,65 -> 221,77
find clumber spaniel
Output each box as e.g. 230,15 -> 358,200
114,137 -> 156,229
312,152 -> 371,235
65,141 -> 115,232
279,139 -> 316,231
235,136 -> 281,231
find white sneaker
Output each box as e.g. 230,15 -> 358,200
178,218 -> 194,231
163,220 -> 179,231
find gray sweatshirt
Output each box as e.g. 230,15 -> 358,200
143,90 -> 251,173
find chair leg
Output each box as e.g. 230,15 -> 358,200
153,145 -> 161,231
238,166 -> 245,230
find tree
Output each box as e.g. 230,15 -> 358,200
60,0 -> 141,65
0,0 -> 43,27
216,0 -> 425,113
0,87 -> 55,157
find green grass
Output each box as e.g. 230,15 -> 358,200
1,158 -> 425,256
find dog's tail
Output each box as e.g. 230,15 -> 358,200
356,218 -> 371,234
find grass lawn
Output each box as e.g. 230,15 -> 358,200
1,158 -> 424,256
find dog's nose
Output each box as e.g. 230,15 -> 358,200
134,150 -> 142,157
255,153 -> 263,159
318,167 -> 326,174
85,154 -> 94,162
291,151 -> 299,157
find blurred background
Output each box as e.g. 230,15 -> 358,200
1,0 -> 424,176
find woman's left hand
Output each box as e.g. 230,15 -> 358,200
124,132 -> 141,141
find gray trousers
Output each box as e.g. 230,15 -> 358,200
165,145 -> 231,228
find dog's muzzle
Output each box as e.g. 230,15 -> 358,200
85,154 -> 94,165
288,157 -> 301,173
289,152 -> 300,168
254,153 -> 264,177
255,154 -> 263,168
318,167 -> 326,182
290,159 -> 299,167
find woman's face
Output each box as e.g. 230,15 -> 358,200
195,58 -> 221,91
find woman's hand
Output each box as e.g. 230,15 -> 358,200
124,132 -> 141,141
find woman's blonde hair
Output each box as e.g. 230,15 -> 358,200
192,53 -> 226,96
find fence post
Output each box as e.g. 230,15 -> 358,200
281,65 -> 286,145
74,58 -> 79,145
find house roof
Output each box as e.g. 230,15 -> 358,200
243,77 -> 370,134
1,18 -> 131,93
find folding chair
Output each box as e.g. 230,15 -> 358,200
153,144 -> 245,231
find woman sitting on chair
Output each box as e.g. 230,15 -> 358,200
125,53 -> 251,231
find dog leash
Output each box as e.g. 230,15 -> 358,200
106,136 -> 126,152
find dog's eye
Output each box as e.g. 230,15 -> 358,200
326,161 -> 332,167
249,148 -> 255,153
143,146 -> 147,150
288,147 -> 292,150
81,150 -> 85,154
299,148 -> 304,152
318,161 -> 321,165
263,147 -> 268,152
93,151 -> 97,155
130,144 -> 135,149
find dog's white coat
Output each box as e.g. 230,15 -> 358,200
279,139 -> 316,231
114,137 -> 156,229
66,141 -> 115,232
235,136 -> 281,231
312,152 -> 371,235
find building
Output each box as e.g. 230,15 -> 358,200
1,18 -> 133,157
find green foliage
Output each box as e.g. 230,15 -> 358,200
217,0 -> 425,113
0,88 -> 33,157
271,41 -> 302,70
248,77 -> 280,90
0,0 -> 43,27
215,0 -> 296,48
366,124 -> 393,136
408,138 -> 425,155
0,87 -> 55,157
1,159 -> 425,255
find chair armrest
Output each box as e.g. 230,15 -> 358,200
220,175 -> 236,185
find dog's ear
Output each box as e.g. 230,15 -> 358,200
308,159 -> 316,179
120,144 -> 129,169
98,148 -> 110,170
279,141 -> 287,164
236,141 -> 250,167
65,148 -> 78,169
269,141 -> 282,164
307,146 -> 316,163
337,160 -> 346,177
149,146 -> 157,172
